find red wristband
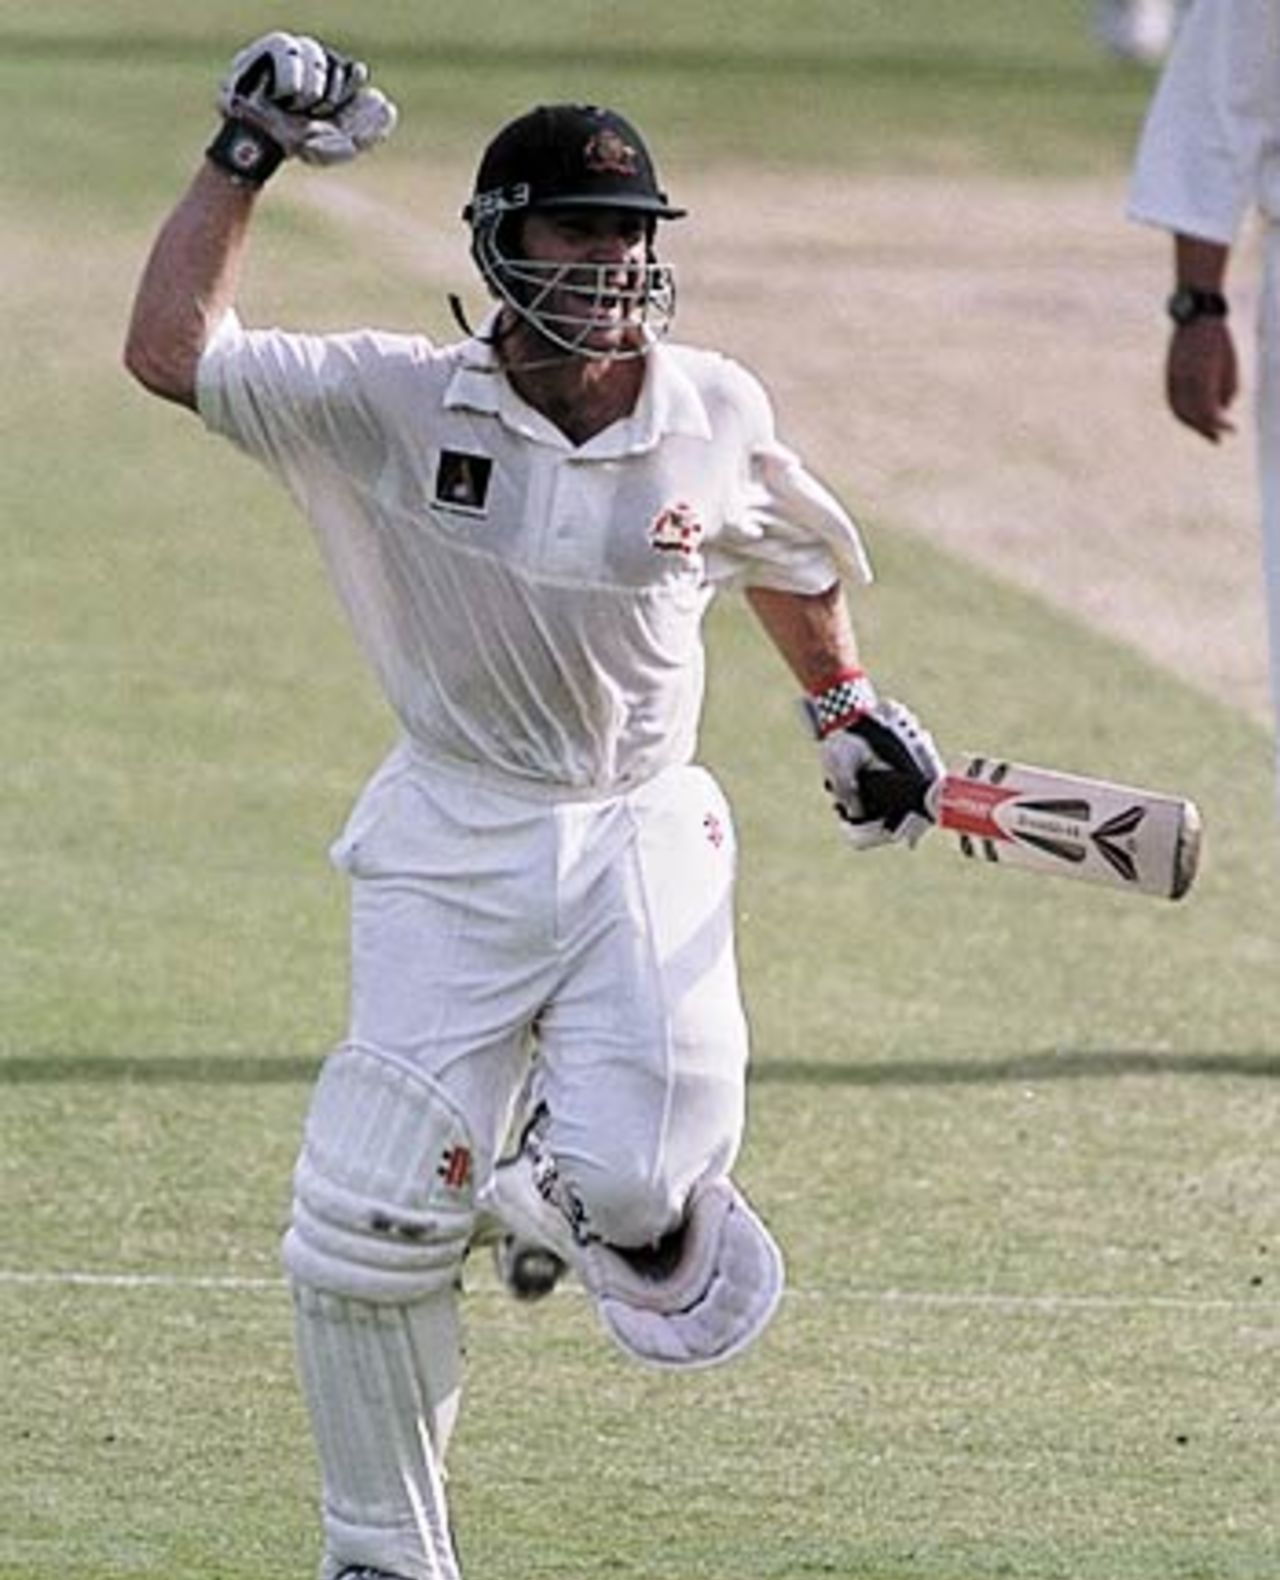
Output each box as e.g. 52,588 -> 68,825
805,668 -> 878,738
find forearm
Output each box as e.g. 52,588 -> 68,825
1165,234 -> 1238,443
744,581 -> 860,691
123,162 -> 258,409
1174,234 -> 1230,292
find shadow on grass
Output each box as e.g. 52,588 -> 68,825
3,1050 -> 1279,1085
754,1051 -> 1280,1084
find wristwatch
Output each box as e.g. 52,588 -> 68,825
1167,287 -> 1229,327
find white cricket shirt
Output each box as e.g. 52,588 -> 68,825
1129,0 -> 1280,241
197,312 -> 870,796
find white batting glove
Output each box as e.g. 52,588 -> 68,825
311,89 -> 399,165
208,32 -> 397,186
807,674 -> 943,850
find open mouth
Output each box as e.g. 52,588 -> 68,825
558,272 -> 642,308
482,237 -> 676,359
579,295 -> 631,321
555,291 -> 639,333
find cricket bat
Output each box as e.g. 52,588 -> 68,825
860,754 -> 1202,901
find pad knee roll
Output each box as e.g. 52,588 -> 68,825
284,1044 -> 478,1302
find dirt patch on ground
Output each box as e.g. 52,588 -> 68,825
305,166 -> 1269,724
671,168 -> 1266,722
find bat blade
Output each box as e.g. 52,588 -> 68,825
933,756 -> 1202,900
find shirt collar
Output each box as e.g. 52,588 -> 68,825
444,312 -> 713,457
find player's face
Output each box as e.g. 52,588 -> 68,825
516,207 -> 652,353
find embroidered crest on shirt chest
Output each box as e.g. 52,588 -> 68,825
648,500 -> 704,556
434,450 -> 493,515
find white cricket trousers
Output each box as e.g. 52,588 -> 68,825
1259,222 -> 1280,798
331,742 -> 751,1243
289,747 -> 752,1577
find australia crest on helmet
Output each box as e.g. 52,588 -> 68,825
583,127 -> 639,178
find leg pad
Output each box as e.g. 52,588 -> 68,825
284,1045 -> 476,1302
482,1139 -> 784,1371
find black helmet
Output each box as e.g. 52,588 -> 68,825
460,103 -> 682,360
463,103 -> 686,226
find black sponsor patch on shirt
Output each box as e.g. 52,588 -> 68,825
434,450 -> 493,514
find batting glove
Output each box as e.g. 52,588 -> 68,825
208,32 -> 397,187
807,671 -> 943,850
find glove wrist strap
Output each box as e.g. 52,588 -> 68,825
206,117 -> 286,188
804,668 -> 878,739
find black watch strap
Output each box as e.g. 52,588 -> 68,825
1167,287 -> 1229,327
206,118 -> 286,188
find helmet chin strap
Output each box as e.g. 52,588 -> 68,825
445,294 -> 621,375
446,292 -> 522,347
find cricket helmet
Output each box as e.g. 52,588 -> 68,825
462,103 -> 685,358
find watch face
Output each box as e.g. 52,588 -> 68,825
1168,288 -> 1227,326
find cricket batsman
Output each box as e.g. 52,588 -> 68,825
123,32 -> 942,1580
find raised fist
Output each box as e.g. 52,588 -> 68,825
212,31 -> 397,177
221,31 -> 367,119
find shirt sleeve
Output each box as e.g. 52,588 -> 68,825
1128,0 -> 1280,242
195,311 -> 419,493
705,357 -> 874,593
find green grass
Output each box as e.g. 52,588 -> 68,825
7,4 -> 1280,1578
0,0 -> 1160,212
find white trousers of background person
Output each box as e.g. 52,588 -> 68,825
1259,224 -> 1280,800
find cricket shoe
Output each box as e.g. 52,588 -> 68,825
482,1099 -> 575,1301
493,1233 -> 567,1301
335,1569 -> 411,1579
